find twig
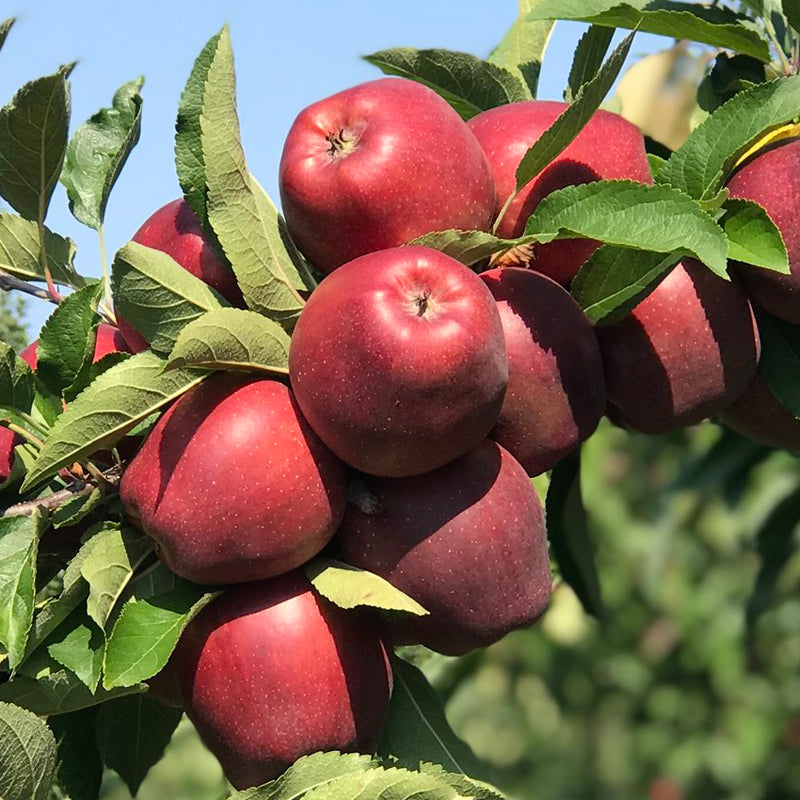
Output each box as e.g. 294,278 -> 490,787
0,269 -> 60,304
2,466 -> 121,518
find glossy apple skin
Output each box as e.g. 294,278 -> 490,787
120,374 -> 347,584
468,101 -> 652,285
718,370 -> 800,450
336,440 -> 551,655
174,571 -> 393,789
119,198 -> 244,350
289,246 -> 508,477
279,77 -> 495,273
596,259 -> 760,434
480,267 -> 605,475
0,426 -> 20,486
727,139 -> 800,323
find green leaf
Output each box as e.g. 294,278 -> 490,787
21,351 -> 207,491
0,509 -> 44,668
378,657 -> 487,780
47,608 -> 104,693
408,765 -> 507,800
784,0 -> 800,33
720,198 -> 789,273
111,240 -> 228,356
565,25 -> 615,103
525,0 -> 769,62
61,77 -> 144,231
571,247 -> 683,324
545,451 -> 603,618
659,76 -> 800,200
165,308 -> 290,374
0,668 -> 145,716
0,213 -> 82,288
80,525 -> 153,631
175,29 -> 222,233
0,700 -> 57,800
201,27 -> 308,324
36,282 -> 103,398
95,695 -> 183,796
0,340 -> 34,413
758,312 -> 800,417
0,65 -> 73,221
51,486 -> 104,529
0,18 -> 15,56
49,708 -> 103,800
410,229 -> 515,266
363,48 -> 528,119
103,577 -> 216,689
64,350 -> 131,404
514,31 -> 634,191
229,752 -> 381,800
524,181 -> 729,277
488,0 -> 554,98
306,558 -> 429,616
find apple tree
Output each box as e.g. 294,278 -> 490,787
0,1 -> 799,798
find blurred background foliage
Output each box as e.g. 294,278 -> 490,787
10,41 -> 796,800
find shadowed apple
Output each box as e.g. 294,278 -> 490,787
480,267 -> 605,475
336,439 -> 551,655
120,373 -> 347,584
119,198 -> 244,350
727,138 -> 800,323
0,426 -> 21,487
279,77 -> 495,273
468,100 -> 652,285
173,571 -> 393,789
718,370 -> 800,450
596,259 -> 760,434
289,246 -> 508,477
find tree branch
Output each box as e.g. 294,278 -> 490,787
0,268 -> 60,304
2,466 -> 121,518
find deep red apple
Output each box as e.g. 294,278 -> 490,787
718,370 -> 800,450
289,245 -> 508,477
480,267 -> 605,475
468,101 -> 652,284
279,77 -> 496,273
0,426 -> 21,487
727,139 -> 800,323
173,571 -> 392,789
336,439 -> 550,655
120,373 -> 347,584
596,259 -> 760,434
118,198 -> 244,350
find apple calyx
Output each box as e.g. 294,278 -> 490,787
326,127 -> 360,158
348,479 -> 383,516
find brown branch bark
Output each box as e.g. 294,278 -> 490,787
0,268 -> 60,304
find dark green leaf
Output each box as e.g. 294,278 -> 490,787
378,657 -> 487,780
36,283 -> 103,398
0,700 -> 57,800
0,65 -> 73,221
0,340 -> 34,413
514,31 -> 634,190
0,18 -> 15,56
565,25 -> 615,103
175,29 -> 223,233
758,312 -> 800,418
783,0 -> 800,34
49,708 -> 103,800
545,451 -> 603,618
525,0 -> 769,62
61,77 -> 144,230
47,608 -> 104,692
363,48 -> 528,119
95,695 -> 183,796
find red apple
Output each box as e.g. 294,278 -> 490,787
118,198 -> 244,350
0,426 -> 20,487
718,370 -> 800,450
727,139 -> 800,323
120,373 -> 347,584
289,245 -> 508,477
336,439 -> 550,655
279,77 -> 495,273
173,571 -> 392,789
468,101 -> 652,284
596,259 -> 760,434
480,267 -> 605,475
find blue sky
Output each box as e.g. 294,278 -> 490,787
2,1 -> 668,338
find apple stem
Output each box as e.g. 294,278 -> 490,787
415,292 -> 429,316
326,128 -> 358,158
98,224 -> 113,314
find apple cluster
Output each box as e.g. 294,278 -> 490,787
5,75 -> 799,791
